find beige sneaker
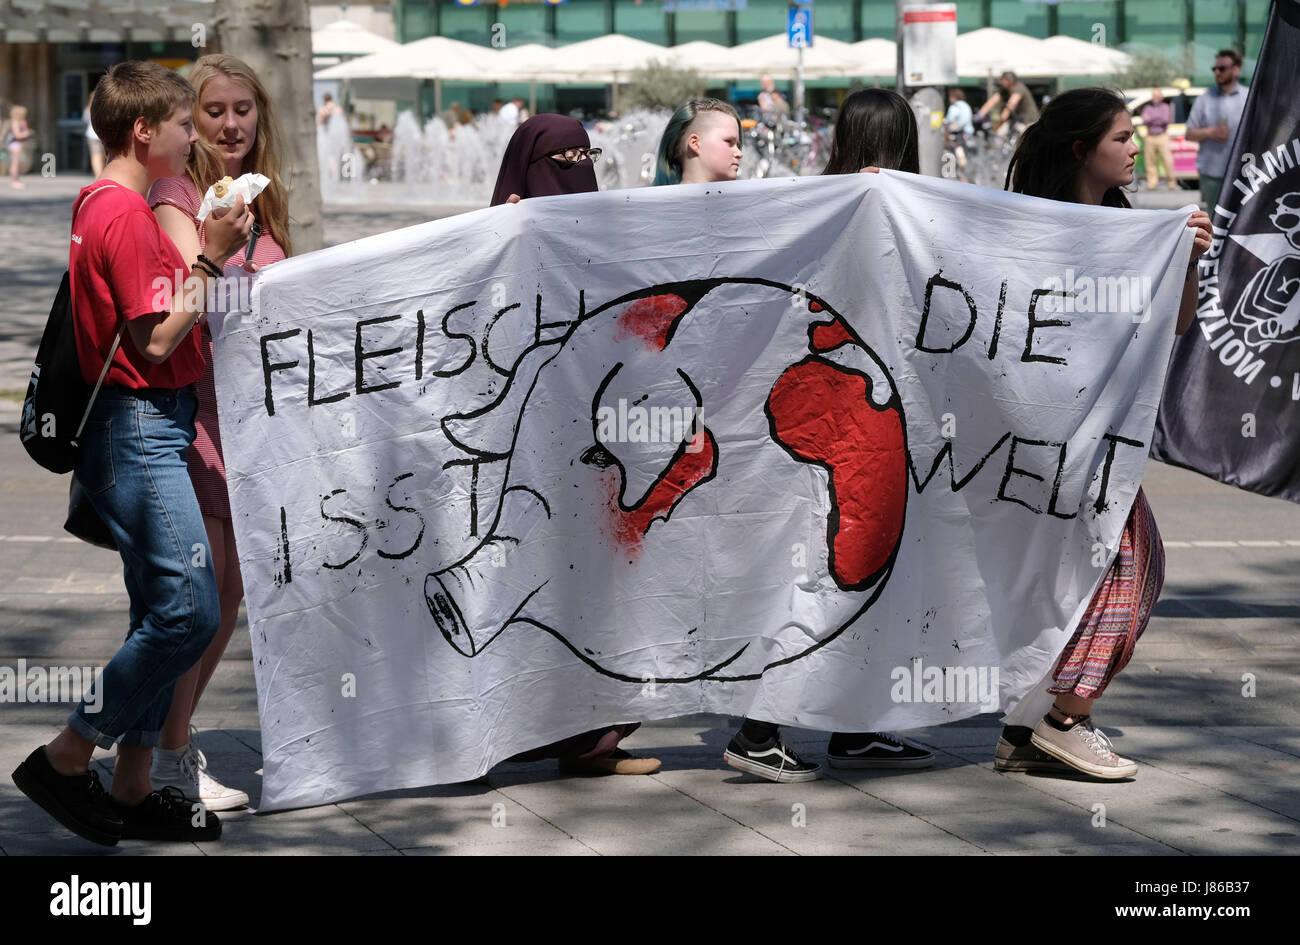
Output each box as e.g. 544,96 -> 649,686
1029,717 -> 1137,780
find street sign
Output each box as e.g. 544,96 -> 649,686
788,7 -> 813,49
901,4 -> 957,86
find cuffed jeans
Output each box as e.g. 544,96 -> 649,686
67,387 -> 219,748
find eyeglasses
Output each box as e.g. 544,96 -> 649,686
544,147 -> 602,166
1211,64 -> 1235,72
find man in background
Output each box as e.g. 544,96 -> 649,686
1186,49 -> 1248,212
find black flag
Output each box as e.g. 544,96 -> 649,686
1151,0 -> 1300,502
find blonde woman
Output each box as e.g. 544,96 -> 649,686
3,104 -> 31,188
148,54 -> 292,810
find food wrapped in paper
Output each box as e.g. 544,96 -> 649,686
197,172 -> 270,221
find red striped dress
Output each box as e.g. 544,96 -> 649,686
148,175 -> 287,519
1048,487 -> 1165,699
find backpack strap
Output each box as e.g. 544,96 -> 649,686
69,182 -> 127,444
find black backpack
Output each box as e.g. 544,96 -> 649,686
19,184 -> 124,474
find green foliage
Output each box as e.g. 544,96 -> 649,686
622,59 -> 707,112
1110,47 -> 1182,88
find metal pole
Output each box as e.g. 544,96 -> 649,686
895,0 -> 905,90
795,45 -> 805,121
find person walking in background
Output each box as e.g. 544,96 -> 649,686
10,60 -> 250,845
3,104 -> 32,188
1186,49 -> 1248,212
997,87 -> 1211,780
148,53 -> 292,811
488,114 -> 660,776
1140,88 -> 1177,191
757,74 -> 790,118
976,71 -> 1040,138
84,93 -> 105,176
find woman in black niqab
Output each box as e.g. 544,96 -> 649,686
488,114 -> 660,777
490,114 -> 599,205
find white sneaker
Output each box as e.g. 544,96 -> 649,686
151,727 -> 250,811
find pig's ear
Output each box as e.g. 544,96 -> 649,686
442,340 -> 562,458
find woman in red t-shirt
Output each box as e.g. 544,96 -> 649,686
149,54 -> 291,811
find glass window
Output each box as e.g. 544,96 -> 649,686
674,8 -> 729,44
816,2 -> 855,41
1193,0 -> 1240,82
1243,0 -> 1268,73
614,0 -> 668,44
495,5 -> 550,47
953,0 -> 985,32
736,0 -> 790,44
990,0 -> 1049,36
1057,2 -> 1119,48
860,0 -> 893,40
441,3 -> 492,44
401,0 -> 434,42
556,0 -> 609,44
1124,0 -> 1185,54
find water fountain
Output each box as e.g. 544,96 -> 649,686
321,108 -> 672,208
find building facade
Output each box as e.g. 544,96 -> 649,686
396,0 -> 1267,88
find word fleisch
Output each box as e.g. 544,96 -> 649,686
50,875 -> 151,925
259,295 -> 577,418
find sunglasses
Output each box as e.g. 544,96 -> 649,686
543,147 -> 602,166
1211,64 -> 1235,72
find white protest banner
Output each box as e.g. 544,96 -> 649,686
214,172 -> 1196,810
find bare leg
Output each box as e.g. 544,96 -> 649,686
45,727 -> 95,775
1050,692 -> 1093,722
111,745 -> 154,805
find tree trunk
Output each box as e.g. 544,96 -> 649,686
213,0 -> 323,254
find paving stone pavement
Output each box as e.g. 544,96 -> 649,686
1,175 -> 1297,855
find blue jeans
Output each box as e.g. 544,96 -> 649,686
68,387 -> 219,748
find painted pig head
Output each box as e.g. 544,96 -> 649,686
426,279 -> 909,683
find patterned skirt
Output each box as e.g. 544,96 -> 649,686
185,326 -> 232,520
1048,488 -> 1164,699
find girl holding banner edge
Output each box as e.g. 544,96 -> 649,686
665,91 -> 937,781
489,114 -> 662,777
996,87 -> 1211,780
148,54 -> 291,811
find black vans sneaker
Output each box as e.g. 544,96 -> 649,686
115,786 -> 222,842
723,730 -> 821,783
12,745 -> 124,846
826,731 -> 935,769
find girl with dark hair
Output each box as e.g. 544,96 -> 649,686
652,98 -> 742,187
488,114 -> 660,776
720,90 -> 934,782
995,87 -> 1211,780
821,88 -> 920,176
